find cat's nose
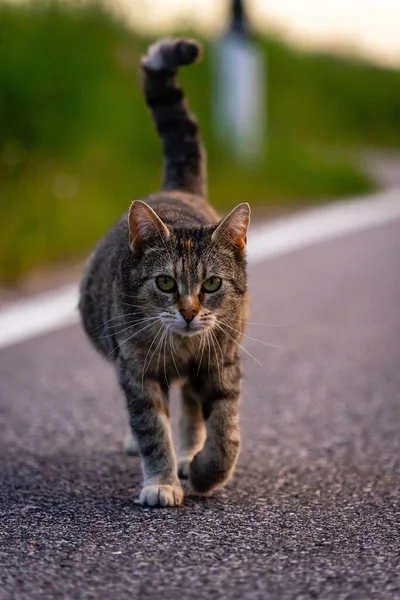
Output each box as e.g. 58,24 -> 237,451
180,306 -> 198,324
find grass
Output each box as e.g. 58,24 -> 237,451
1,2 -> 399,281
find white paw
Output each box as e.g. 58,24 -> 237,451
139,483 -> 183,507
124,429 -> 140,456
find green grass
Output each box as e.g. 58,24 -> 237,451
1,2 -> 399,281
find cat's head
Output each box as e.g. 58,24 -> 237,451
126,200 -> 250,337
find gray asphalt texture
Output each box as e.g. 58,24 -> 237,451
1,221 -> 399,600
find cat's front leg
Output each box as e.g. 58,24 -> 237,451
190,358 -> 242,494
117,358 -> 183,507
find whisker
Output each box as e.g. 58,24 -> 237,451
105,321 -> 156,360
118,301 -> 156,311
196,331 -> 204,359
163,331 -> 170,390
215,323 -> 264,370
212,329 -> 224,383
156,327 -> 168,372
88,311 -> 146,332
92,317 -> 160,339
210,330 -> 223,388
207,330 -> 212,377
114,287 -> 158,310
235,319 -> 287,328
169,333 -> 181,379
143,324 -> 167,385
196,333 -> 206,378
142,324 -> 164,386
220,319 -> 283,350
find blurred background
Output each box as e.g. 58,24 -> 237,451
1,0 -> 399,284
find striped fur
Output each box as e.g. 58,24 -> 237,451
79,39 -> 250,507
141,38 -> 207,197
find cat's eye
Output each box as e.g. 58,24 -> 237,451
202,276 -> 222,293
156,275 -> 177,293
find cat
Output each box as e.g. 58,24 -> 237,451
79,38 -> 250,507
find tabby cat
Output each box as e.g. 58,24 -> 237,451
79,38 -> 250,507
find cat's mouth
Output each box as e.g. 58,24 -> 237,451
172,323 -> 204,337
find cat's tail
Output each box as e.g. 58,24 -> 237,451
141,38 -> 207,198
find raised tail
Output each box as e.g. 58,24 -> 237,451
141,38 -> 207,198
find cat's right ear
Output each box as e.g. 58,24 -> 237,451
128,200 -> 170,255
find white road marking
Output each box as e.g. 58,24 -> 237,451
247,186 -> 400,262
1,187 -> 399,350
0,285 -> 78,349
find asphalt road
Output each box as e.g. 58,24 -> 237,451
1,220 -> 399,599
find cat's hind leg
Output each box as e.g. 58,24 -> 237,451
177,381 -> 206,479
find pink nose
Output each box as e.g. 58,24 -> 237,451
180,306 -> 198,324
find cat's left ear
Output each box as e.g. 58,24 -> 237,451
128,200 -> 170,254
211,203 -> 251,255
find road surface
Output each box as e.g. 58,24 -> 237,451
1,218 -> 399,599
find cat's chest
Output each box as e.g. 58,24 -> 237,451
143,334 -> 203,380
153,335 -> 198,364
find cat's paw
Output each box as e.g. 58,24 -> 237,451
139,483 -> 184,507
177,458 -> 191,480
189,443 -> 239,494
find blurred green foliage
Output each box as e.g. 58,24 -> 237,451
1,1 -> 399,281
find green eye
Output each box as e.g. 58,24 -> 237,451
202,276 -> 222,293
156,275 -> 177,293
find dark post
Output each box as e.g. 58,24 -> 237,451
231,0 -> 247,34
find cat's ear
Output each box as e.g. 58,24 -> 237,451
128,200 -> 170,254
211,203 -> 251,254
